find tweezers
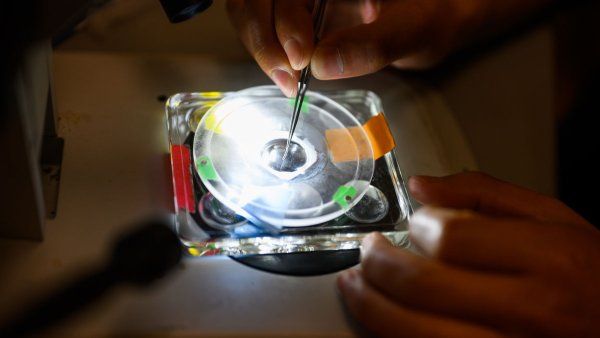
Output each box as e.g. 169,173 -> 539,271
282,0 -> 328,164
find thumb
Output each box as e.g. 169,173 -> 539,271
311,1 -> 449,79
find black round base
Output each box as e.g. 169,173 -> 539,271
232,249 -> 360,276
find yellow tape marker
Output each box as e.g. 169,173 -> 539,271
204,110 -> 224,134
325,113 -> 396,163
200,91 -> 222,99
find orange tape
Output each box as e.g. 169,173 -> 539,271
325,113 -> 396,163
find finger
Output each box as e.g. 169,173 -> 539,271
409,207 -> 573,272
227,0 -> 297,96
408,172 -> 590,227
311,1 -> 447,79
337,269 -> 505,338
359,0 -> 380,24
274,0 -> 314,70
360,233 -> 543,332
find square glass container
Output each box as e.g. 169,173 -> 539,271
165,87 -> 413,258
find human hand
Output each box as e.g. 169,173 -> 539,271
226,0 -> 476,96
337,172 -> 600,338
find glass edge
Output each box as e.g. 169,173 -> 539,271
166,88 -> 415,256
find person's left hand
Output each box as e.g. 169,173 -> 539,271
337,172 -> 600,338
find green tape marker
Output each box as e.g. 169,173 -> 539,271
197,155 -> 217,180
288,96 -> 310,114
333,185 -> 358,208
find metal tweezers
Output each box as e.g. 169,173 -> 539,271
281,0 -> 328,164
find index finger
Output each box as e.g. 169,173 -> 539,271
409,172 -> 590,228
409,206 -> 573,273
274,0 -> 314,70
227,0 -> 297,96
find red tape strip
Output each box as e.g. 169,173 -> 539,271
170,144 -> 196,213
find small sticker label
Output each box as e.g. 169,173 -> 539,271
197,155 -> 217,181
326,113 -> 396,163
188,247 -> 200,256
333,185 -> 358,208
289,96 -> 310,114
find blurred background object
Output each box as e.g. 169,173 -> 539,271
0,219 -> 182,338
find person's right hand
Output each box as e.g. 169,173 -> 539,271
226,0 -> 479,96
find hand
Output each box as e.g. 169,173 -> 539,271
337,172 -> 600,338
226,0 -> 478,96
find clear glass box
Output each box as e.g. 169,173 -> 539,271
165,86 -> 413,258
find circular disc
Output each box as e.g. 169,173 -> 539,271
193,86 -> 374,227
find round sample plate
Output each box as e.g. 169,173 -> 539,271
193,86 -> 374,227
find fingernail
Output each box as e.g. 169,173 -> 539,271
361,0 -> 380,24
408,176 -> 419,193
408,175 -> 430,191
361,233 -> 378,254
337,269 -> 360,294
361,232 -> 387,257
283,39 -> 304,70
270,68 -> 295,97
312,46 -> 344,79
409,207 -> 447,249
